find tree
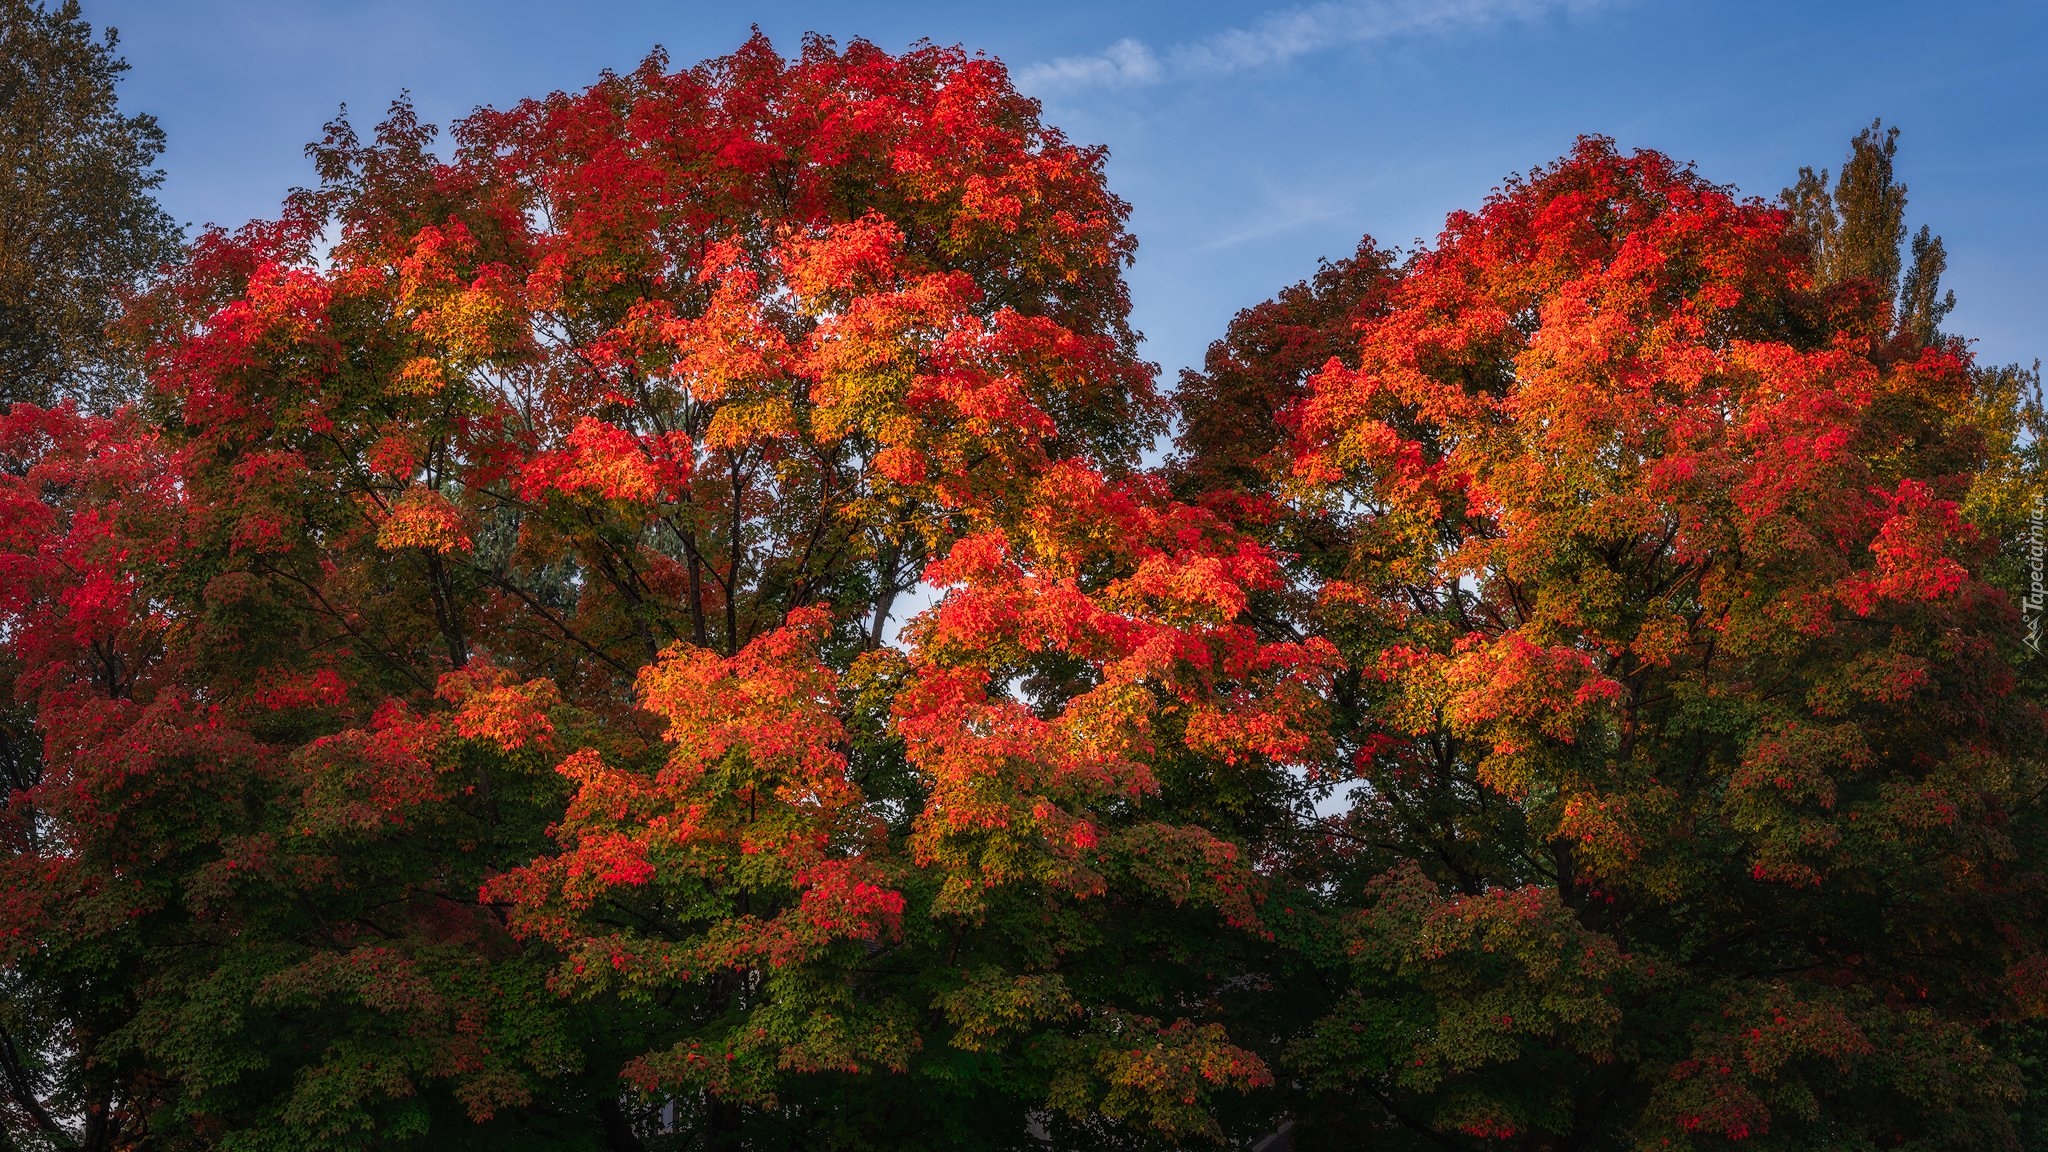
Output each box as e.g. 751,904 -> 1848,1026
5,38 -> 2045,1151
1174,137 -> 2046,1149
1167,237 -> 1399,509
1,34 -> 1322,1150
0,0 -> 180,410
1784,118 -> 1955,346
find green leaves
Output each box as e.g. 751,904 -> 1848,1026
2,35 -> 2043,1152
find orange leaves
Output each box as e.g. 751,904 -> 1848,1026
1178,633 -> 1336,769
778,212 -> 906,305
10,40 -> 2040,1146
398,223 -> 523,364
1237,135 -> 2044,1149
635,606 -> 848,801
1440,632 -> 1622,754
232,262 -> 341,363
799,259 -> 1077,506
898,466 -> 1333,917
1290,363 -> 1456,499
436,662 -> 562,752
365,430 -> 422,479
652,243 -> 790,405
373,486 -> 471,554
1361,631 -> 1622,799
5,33 -> 1314,1145
515,417 -> 692,505
870,442 -> 927,485
492,608 -> 897,975
894,665 -> 1118,913
1279,136 -> 1983,673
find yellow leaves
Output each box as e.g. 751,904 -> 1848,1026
373,486 -> 471,555
702,397 -> 799,450
1046,1014 -> 1273,1142
413,282 -> 518,362
398,226 -> 524,366
1107,552 -> 1248,628
1629,607 -> 1695,669
935,968 -> 1079,1052
1050,679 -> 1157,791
392,355 -> 446,397
1350,863 -> 1631,1087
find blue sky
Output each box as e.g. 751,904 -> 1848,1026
86,0 -> 2046,381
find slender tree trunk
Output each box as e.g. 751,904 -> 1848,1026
725,458 -> 743,655
423,551 -> 468,668
867,541 -> 900,649
596,1096 -> 645,1151
686,534 -> 708,647
0,1025 -> 66,1142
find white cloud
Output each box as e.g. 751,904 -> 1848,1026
1019,37 -> 1163,90
1017,0 -> 1609,92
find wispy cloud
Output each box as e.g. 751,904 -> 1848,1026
1021,37 -> 1164,89
1018,0 -> 1609,92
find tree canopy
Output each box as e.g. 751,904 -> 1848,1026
1,31 -> 2044,1152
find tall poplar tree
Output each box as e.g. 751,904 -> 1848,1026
1784,118 -> 1956,345
0,0 -> 180,409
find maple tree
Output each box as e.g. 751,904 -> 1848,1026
2,32 -> 2044,1152
1,33 -> 1324,1150
1173,136 -> 2048,1149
